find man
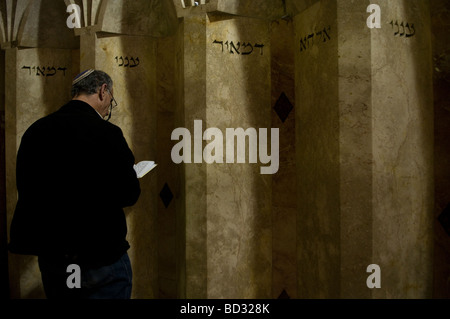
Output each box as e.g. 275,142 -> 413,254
8,70 -> 141,299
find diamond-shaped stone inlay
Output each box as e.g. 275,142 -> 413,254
277,289 -> 290,299
159,183 -> 173,208
273,92 -> 294,123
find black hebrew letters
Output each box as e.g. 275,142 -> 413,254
21,66 -> 67,76
299,25 -> 331,53
115,56 -> 140,68
213,40 -> 265,56
389,21 -> 415,37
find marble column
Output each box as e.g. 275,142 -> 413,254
370,0 -> 433,299
295,0 -> 433,298
206,14 -> 272,299
176,10 -> 273,298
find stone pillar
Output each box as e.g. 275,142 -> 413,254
295,0 -> 433,298
79,28 -> 99,70
206,14 -> 272,299
295,0 -> 341,298
176,10 -> 273,298
371,0 -> 433,299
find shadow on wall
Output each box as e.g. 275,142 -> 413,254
387,0 -> 434,299
402,0 -> 435,297
431,0 -> 450,299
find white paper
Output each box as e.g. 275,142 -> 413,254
134,161 -> 157,178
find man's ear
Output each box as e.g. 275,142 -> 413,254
99,84 -> 108,101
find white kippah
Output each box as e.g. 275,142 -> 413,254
72,69 -> 95,85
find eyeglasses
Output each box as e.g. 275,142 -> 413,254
107,89 -> 118,109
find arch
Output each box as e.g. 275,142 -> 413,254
0,0 -> 34,47
0,0 -> 78,49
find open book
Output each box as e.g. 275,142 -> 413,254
134,161 -> 157,178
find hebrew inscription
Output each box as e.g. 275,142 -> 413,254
21,66 -> 67,77
115,56 -> 141,68
389,20 -> 415,37
212,40 -> 265,56
299,26 -> 331,52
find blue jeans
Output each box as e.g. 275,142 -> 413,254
38,253 -> 132,299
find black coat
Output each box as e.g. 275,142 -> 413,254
8,100 -> 141,267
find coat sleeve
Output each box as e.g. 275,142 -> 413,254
102,125 -> 141,208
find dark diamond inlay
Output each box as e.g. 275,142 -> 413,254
277,289 -> 291,299
273,92 -> 294,123
160,183 -> 174,208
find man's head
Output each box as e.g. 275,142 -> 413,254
71,70 -> 117,119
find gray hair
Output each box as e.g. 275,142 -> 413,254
71,70 -> 113,98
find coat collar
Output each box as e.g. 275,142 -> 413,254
60,100 -> 103,119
